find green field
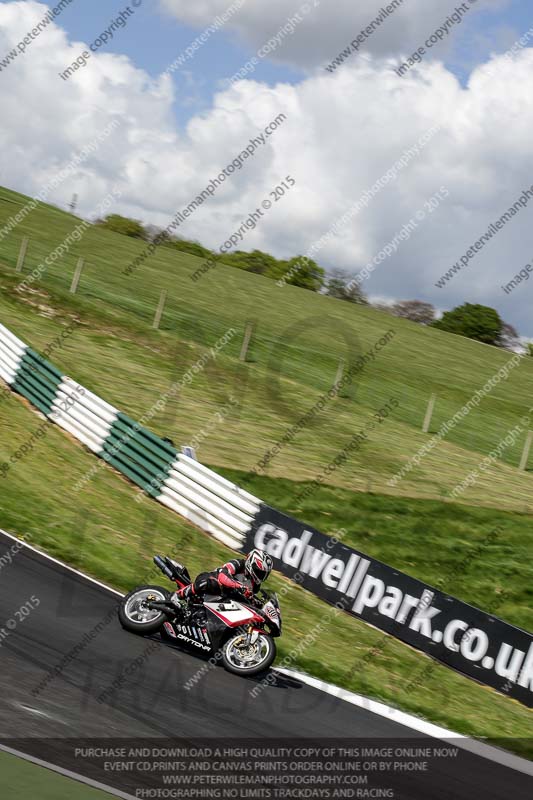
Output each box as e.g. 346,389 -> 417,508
0,750 -> 116,799
1,186 -> 533,513
0,185 -> 532,754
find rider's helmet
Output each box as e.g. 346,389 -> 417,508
245,549 -> 273,585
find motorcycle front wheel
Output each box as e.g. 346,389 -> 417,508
118,585 -> 171,635
221,631 -> 276,676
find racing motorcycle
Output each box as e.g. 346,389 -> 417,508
118,555 -> 282,676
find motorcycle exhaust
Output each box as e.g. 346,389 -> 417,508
153,555 -> 174,579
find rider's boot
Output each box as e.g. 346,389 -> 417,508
170,592 -> 189,619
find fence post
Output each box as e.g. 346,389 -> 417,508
422,393 -> 437,433
519,430 -> 533,471
16,236 -> 29,273
334,358 -> 345,390
152,289 -> 167,330
70,257 -> 85,294
239,321 -> 254,362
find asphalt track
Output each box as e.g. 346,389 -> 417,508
0,531 -> 531,799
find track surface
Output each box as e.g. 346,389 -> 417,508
0,532 -> 531,799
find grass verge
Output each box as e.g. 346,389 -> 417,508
0,751 -> 117,799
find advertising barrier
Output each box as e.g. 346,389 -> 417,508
244,505 -> 533,708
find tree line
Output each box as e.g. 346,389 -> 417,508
96,214 -> 527,353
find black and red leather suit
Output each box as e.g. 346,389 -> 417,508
177,559 -> 257,602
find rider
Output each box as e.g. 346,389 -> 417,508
172,549 -> 273,607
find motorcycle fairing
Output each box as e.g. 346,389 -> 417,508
204,600 -> 259,626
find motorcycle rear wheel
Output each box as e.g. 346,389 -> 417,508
118,585 -> 172,635
221,632 -> 276,676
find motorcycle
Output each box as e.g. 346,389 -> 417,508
118,555 -> 282,677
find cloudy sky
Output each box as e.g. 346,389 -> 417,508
1,0 -> 533,333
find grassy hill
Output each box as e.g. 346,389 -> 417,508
0,185 -> 532,751
0,186 -> 533,512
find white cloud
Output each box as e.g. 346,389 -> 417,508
1,1 -> 533,335
159,0 -> 496,71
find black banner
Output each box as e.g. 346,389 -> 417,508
244,505 -> 533,708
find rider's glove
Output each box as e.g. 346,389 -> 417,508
242,586 -> 253,600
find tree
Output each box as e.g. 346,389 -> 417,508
95,214 -> 147,239
284,256 -> 326,292
432,303 -> 503,345
167,237 -> 213,259
144,224 -> 171,245
326,269 -> 367,304
390,299 -> 435,325
220,249 -> 279,275
217,249 -> 325,290
497,322 -> 521,352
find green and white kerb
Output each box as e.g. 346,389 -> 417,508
0,320 -> 259,546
